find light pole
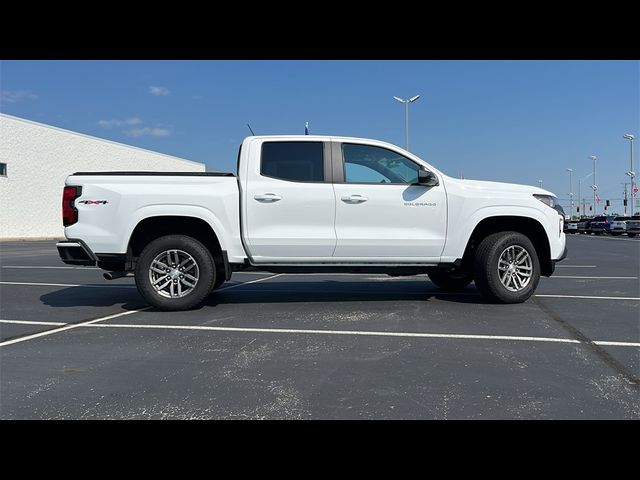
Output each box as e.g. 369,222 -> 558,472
566,168 -> 573,218
621,182 -> 629,216
589,155 -> 597,215
393,95 -> 420,151
578,172 -> 592,217
537,180 -> 543,188
623,134 -> 635,214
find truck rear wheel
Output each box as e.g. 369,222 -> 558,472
473,231 -> 540,304
135,235 -> 216,311
427,267 -> 473,291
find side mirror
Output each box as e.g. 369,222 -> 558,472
417,169 -> 439,187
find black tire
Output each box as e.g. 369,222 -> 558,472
473,231 -> 540,304
135,235 -> 216,311
212,272 -> 226,290
628,233 -> 637,238
427,267 -> 473,291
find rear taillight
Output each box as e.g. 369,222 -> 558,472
62,186 -> 82,227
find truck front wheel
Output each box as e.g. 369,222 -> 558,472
135,235 -> 216,311
473,231 -> 540,303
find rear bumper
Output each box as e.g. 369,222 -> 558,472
56,241 -> 97,266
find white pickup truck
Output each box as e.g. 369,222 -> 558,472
58,135 -> 567,310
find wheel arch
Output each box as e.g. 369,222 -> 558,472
127,215 -> 225,273
461,215 -> 553,276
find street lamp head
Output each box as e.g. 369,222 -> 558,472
623,134 -> 635,140
566,168 -> 573,172
626,171 -> 636,177
588,155 -> 597,161
393,96 -> 405,103
409,95 -> 421,103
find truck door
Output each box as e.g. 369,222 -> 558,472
242,139 -> 336,263
331,141 -> 447,261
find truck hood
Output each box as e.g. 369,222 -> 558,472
447,177 -> 554,197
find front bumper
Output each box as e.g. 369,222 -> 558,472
56,241 -> 97,266
557,244 -> 568,261
547,244 -> 568,276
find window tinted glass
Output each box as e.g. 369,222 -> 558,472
343,144 -> 420,184
261,142 -> 324,182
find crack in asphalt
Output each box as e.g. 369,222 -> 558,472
532,296 -> 640,388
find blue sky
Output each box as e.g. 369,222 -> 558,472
1,60 -> 638,211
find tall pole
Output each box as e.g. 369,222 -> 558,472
578,178 -> 582,216
566,168 -> 573,217
589,155 -> 597,215
578,172 -> 593,217
622,182 -> 628,216
404,101 -> 409,150
393,95 -> 420,151
624,134 -> 635,215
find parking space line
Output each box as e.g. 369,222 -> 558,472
1,265 -> 100,270
575,236 -> 640,242
216,274 -> 284,292
594,340 -> 640,347
0,281 -> 135,288
536,294 -> 640,300
548,276 -> 638,279
84,323 -> 640,348
555,265 -> 597,268
0,319 -> 66,326
0,309 -> 145,347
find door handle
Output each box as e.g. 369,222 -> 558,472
254,193 -> 282,202
341,194 -> 368,204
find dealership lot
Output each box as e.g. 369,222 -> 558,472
0,235 -> 638,419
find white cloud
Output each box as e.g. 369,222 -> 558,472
98,117 -> 143,128
125,127 -> 172,137
98,117 -> 144,128
0,90 -> 38,103
149,86 -> 170,96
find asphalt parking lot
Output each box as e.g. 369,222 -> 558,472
1,234 -> 638,419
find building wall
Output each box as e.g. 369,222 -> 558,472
0,114 -> 205,240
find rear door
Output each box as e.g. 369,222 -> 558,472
243,139 -> 336,262
331,141 -> 447,261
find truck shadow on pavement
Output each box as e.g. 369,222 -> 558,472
40,285 -> 146,309
39,280 -> 488,309
205,280 -> 485,307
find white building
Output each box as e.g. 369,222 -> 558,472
0,114 -> 206,240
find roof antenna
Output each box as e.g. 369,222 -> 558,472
246,123 -> 255,136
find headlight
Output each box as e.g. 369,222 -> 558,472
533,194 -> 558,208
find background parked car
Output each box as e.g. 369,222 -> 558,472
610,216 -> 631,236
577,217 -> 593,234
589,215 -> 616,235
626,216 -> 640,238
565,220 -> 579,233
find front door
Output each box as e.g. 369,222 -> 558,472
243,140 -> 336,262
332,142 -> 447,261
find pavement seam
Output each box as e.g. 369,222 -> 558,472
532,296 -> 640,388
